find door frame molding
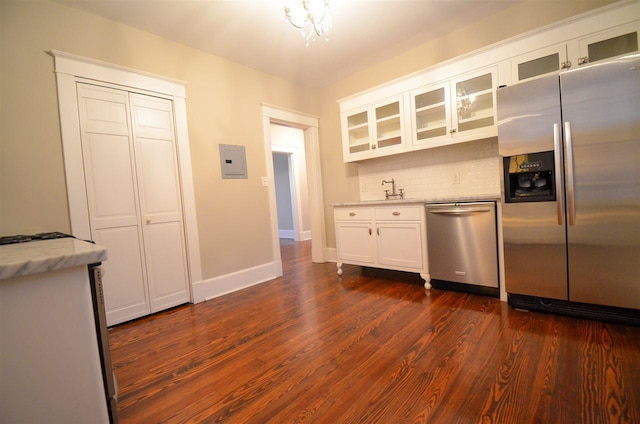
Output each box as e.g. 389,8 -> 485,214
262,104 -> 327,268
50,50 -> 202,292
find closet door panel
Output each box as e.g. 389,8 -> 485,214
77,84 -> 151,325
136,137 -> 181,223
77,85 -> 190,323
94,226 -> 150,325
77,85 -> 139,230
144,221 -> 190,310
83,133 -> 138,229
130,95 -> 174,140
130,93 -> 190,312
79,88 -> 130,136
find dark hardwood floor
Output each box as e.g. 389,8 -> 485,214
109,239 -> 640,423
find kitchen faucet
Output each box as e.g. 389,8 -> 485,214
382,179 -> 404,200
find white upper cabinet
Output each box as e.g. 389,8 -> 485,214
573,22 -> 639,67
511,43 -> 570,83
410,82 -> 450,147
511,22 -> 639,82
409,66 -> 498,150
338,2 -> 638,162
341,95 -> 408,162
451,67 -> 497,140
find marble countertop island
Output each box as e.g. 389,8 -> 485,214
0,238 -> 108,280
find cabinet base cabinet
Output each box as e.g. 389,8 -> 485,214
334,204 -> 431,289
335,223 -> 376,265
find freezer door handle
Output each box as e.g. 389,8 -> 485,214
564,121 -> 576,225
553,123 -> 565,226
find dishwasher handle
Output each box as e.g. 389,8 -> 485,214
427,207 -> 492,215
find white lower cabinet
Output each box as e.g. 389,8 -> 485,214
334,204 -> 431,288
376,222 -> 424,269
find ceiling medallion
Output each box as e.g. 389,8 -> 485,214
284,0 -> 334,46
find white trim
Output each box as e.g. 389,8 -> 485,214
286,152 -> 301,241
51,51 -> 202,299
193,261 -> 281,303
173,97 -> 203,285
50,50 -> 187,97
325,247 -> 337,263
279,229 -> 295,239
262,116 -> 284,277
262,104 -> 327,264
55,72 -> 92,239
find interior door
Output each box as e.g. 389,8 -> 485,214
77,84 -> 150,324
130,94 -> 190,311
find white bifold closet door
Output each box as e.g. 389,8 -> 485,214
77,83 -> 190,326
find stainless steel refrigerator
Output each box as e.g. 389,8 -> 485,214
497,53 -> 640,322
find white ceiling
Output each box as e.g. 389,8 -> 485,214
54,0 -> 525,87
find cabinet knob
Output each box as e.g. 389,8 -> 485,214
450,128 -> 457,134
145,219 -> 151,225
578,57 -> 589,65
560,61 -> 572,69
349,212 -> 356,217
392,211 -> 401,216
371,145 -> 377,149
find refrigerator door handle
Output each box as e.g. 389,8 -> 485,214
553,123 -> 565,226
564,121 -> 576,226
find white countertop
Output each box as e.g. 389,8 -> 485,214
331,196 -> 500,207
0,238 -> 108,280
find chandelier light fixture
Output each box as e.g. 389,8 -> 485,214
284,0 -> 334,46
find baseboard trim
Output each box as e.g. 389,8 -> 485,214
278,229 -> 294,239
324,247 -> 337,263
191,261 -> 281,303
300,230 -> 312,241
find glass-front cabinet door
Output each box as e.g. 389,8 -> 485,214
345,110 -> 371,155
452,67 -> 497,137
511,43 -> 569,82
341,96 -> 406,161
575,22 -> 638,66
374,100 -> 403,150
411,83 -> 450,147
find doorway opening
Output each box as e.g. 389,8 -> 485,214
271,124 -> 311,242
261,105 -> 326,277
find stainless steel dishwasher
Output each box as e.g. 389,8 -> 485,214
425,202 -> 499,295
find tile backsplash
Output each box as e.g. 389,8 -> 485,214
358,138 -> 502,201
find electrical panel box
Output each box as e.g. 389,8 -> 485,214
219,144 -> 247,179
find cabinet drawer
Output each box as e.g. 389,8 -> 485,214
334,207 -> 373,221
375,206 -> 422,221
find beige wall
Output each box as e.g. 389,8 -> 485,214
0,0 -> 619,281
0,0 -> 317,279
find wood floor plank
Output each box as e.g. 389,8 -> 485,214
108,239 -> 640,423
